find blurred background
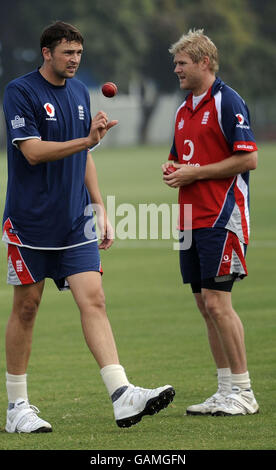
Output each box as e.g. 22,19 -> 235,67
0,0 -> 275,148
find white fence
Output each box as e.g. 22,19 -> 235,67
1,90 -> 275,149
89,88 -> 180,147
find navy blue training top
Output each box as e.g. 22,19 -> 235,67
2,69 -> 97,249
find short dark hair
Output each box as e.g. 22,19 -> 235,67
40,21 -> 84,52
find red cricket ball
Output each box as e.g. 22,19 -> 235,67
102,82 -> 118,98
164,165 -> 177,175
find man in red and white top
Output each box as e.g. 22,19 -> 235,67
162,29 -> 259,416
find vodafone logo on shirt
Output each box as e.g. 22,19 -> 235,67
182,139 -> 194,161
235,113 -> 249,129
44,103 -> 57,121
236,113 -> 244,125
181,139 -> 200,166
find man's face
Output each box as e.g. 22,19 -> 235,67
173,51 -> 204,92
45,38 -> 83,80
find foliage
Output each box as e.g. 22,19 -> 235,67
0,0 -> 275,143
74,0 -> 154,90
0,0 -> 275,97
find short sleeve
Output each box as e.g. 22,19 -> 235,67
168,137 -> 178,161
220,89 -> 257,153
3,83 -> 41,147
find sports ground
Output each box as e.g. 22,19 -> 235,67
0,143 -> 275,451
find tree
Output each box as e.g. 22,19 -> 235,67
0,0 -> 274,145
73,0 -> 154,90
135,0 -> 259,142
0,0 -> 154,96
0,0 -> 78,95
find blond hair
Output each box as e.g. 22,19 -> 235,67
169,29 -> 219,73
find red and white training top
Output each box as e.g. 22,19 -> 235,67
169,77 -> 258,245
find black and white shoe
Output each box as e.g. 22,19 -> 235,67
113,384 -> 175,428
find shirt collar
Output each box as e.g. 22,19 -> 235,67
185,77 -> 224,110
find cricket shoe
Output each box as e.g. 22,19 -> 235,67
186,388 -> 229,416
113,384 -> 175,428
212,387 -> 259,416
6,398 -> 52,433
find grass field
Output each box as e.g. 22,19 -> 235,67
0,142 -> 275,453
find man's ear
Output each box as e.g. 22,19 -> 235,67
41,47 -> 52,61
200,56 -> 211,71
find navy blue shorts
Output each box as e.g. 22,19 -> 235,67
7,241 -> 102,290
179,228 -> 248,291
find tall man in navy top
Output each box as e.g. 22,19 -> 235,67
2,21 -> 174,433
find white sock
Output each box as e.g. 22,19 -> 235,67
6,372 -> 28,405
217,368 -> 232,393
231,371 -> 251,391
100,364 -> 129,398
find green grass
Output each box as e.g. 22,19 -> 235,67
0,142 -> 275,450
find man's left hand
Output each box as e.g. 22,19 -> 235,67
98,216 -> 114,250
163,163 -> 199,187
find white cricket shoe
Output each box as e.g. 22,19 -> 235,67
113,384 -> 175,428
6,398 -> 52,433
212,387 -> 259,416
186,389 -> 229,415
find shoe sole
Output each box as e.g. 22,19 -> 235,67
186,410 -> 212,416
5,425 -> 52,433
31,426 -> 53,433
212,409 -> 259,417
116,387 -> 175,428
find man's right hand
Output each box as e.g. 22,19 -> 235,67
88,111 -> 118,147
